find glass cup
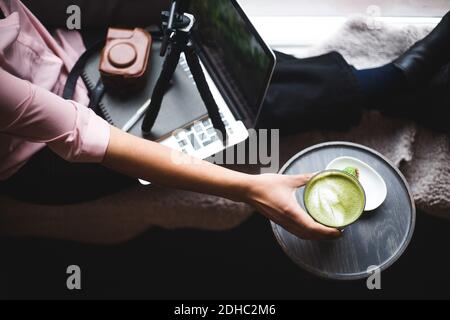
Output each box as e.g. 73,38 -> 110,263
303,170 -> 366,229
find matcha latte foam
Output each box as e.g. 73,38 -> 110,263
304,170 -> 366,228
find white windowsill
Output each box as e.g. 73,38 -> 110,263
249,16 -> 440,56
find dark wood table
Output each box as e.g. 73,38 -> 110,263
271,142 -> 416,280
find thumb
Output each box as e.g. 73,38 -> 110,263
290,173 -> 315,187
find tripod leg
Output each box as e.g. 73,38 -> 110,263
184,45 -> 227,144
141,44 -> 183,135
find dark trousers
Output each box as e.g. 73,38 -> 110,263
258,51 -> 364,134
260,52 -> 450,134
0,147 -> 136,205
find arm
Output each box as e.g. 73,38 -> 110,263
104,126 -> 341,240
0,67 -> 109,163
0,67 -> 339,240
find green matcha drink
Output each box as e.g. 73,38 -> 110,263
304,170 -> 366,228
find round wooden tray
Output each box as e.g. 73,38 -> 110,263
271,142 -> 416,280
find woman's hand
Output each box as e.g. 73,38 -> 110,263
104,127 -> 340,240
245,173 -> 341,240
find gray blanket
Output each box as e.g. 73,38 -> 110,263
1,17 -> 448,244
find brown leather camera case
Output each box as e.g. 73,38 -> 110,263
100,28 -> 152,90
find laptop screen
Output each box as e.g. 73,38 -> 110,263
187,0 -> 275,125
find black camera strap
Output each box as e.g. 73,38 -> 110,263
63,40 -> 106,116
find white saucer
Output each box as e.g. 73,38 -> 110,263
326,156 -> 387,211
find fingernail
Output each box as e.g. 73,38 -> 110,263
333,229 -> 343,238
309,172 -> 320,179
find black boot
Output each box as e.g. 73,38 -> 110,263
380,63 -> 450,133
394,11 -> 450,86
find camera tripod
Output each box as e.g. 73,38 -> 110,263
141,0 -> 227,143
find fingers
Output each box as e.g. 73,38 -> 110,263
256,172 -> 341,240
305,221 -> 342,240
288,201 -> 342,240
284,173 -> 342,240
282,218 -> 341,241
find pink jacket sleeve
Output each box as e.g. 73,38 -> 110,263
0,67 -> 111,163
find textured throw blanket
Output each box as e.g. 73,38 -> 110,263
302,16 -> 449,219
1,17 -> 449,244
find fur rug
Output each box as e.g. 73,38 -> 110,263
1,16 -> 449,244
304,16 -> 450,219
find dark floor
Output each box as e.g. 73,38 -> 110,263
0,210 -> 449,300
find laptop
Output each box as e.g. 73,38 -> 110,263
155,0 -> 276,161
79,0 -> 276,185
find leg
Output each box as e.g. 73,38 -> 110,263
258,51 -> 365,134
377,62 -> 450,132
352,64 -> 408,108
259,12 -> 450,134
0,147 -> 137,205
393,11 -> 450,86
352,11 -> 450,108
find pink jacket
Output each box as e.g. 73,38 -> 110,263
0,0 -> 110,181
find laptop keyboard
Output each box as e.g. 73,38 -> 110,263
174,113 -> 234,153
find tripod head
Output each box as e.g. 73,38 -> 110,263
160,0 -> 195,57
